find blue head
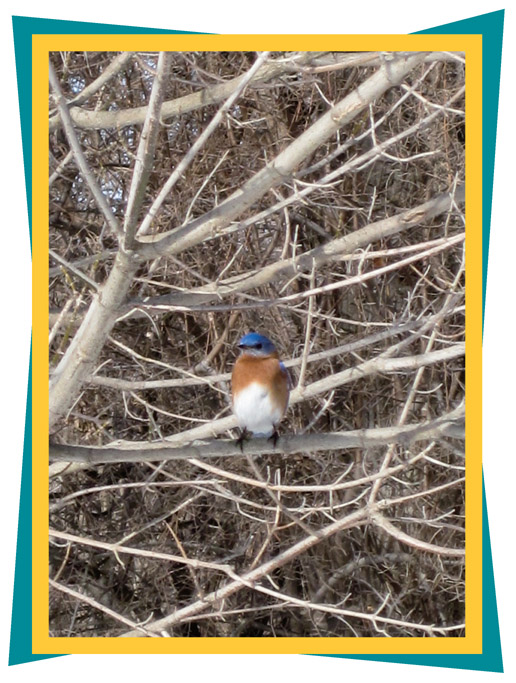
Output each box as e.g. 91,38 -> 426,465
237,332 -> 277,357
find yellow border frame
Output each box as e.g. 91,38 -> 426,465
35,34 -> 482,655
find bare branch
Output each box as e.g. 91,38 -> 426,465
49,405 -> 464,465
49,50 -> 466,638
136,51 -> 271,238
48,52 -> 462,133
370,512 -> 465,557
134,53 -> 428,260
49,55 -> 173,430
49,61 -> 122,239
123,52 -> 173,249
66,52 -> 134,107
128,184 -> 464,312
49,578 -> 156,636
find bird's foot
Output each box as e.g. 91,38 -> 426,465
268,428 -> 279,448
236,428 -> 250,452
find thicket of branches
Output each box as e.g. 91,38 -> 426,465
48,50 -> 466,638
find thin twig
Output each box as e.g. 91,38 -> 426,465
49,61 -> 122,239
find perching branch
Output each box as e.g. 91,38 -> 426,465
48,51 -> 316,132
49,406 -> 464,465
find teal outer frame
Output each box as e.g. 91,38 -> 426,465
9,12 -> 503,671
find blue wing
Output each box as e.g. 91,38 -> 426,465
279,361 -> 292,391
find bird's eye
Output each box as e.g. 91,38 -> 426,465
255,343 -> 262,350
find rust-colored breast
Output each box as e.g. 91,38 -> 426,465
232,352 -> 289,416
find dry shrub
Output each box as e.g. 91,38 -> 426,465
49,50 -> 465,637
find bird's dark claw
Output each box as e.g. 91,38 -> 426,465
236,428 -> 249,452
268,428 -> 279,448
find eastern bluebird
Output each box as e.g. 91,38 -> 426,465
231,332 -> 290,450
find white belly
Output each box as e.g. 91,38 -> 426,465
233,382 -> 282,436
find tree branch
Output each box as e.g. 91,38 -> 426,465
370,512 -> 465,557
135,51 -> 271,238
49,54 -> 172,430
123,52 -> 173,249
50,405 -> 464,465
48,52 -> 462,133
127,184 -> 464,312
134,52 -> 428,260
48,62 -> 123,239
117,477 -> 464,637
66,52 -> 134,107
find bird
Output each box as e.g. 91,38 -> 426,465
231,332 -> 290,450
